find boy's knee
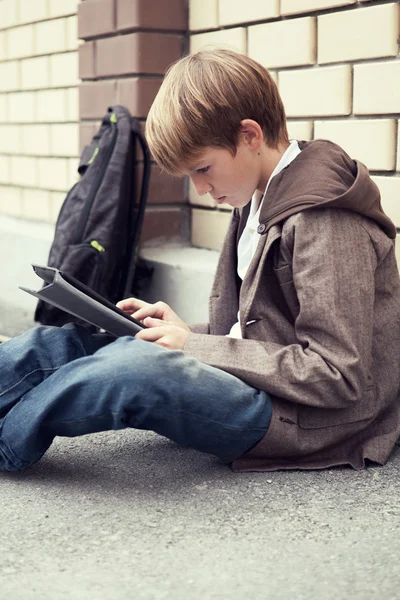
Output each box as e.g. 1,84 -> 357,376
97,337 -> 184,382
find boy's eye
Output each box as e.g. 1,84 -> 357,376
197,166 -> 210,174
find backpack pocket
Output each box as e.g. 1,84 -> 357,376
60,242 -> 105,292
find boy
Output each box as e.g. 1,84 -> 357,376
1,49 -> 400,473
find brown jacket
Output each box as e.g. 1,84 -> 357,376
184,140 -> 400,472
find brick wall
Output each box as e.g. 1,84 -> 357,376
78,0 -> 188,242
189,0 -> 400,255
0,0 -> 79,222
1,1 -> 399,254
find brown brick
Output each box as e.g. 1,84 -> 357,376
79,41 -> 96,80
117,77 -> 161,119
79,81 -> 117,119
96,32 -> 182,77
140,207 -> 183,242
79,121 -> 100,153
78,0 -> 115,40
136,163 -> 185,205
117,0 -> 187,32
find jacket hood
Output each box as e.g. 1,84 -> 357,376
258,139 -> 396,239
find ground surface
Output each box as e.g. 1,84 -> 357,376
1,429 -> 400,600
1,304 -> 400,599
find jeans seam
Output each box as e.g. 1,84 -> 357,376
0,365 -> 63,398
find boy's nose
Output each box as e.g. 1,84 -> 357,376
191,177 -> 212,197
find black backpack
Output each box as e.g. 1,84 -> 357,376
34,105 -> 151,328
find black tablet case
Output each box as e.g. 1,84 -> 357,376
20,264 -> 146,338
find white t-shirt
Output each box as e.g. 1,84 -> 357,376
228,140 -> 302,339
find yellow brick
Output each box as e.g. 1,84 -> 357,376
0,94 -> 8,123
189,0 -> 218,31
50,52 -> 79,87
192,209 -> 231,250
281,0 -> 356,15
287,121 -> 313,141
36,89 -> 67,123
51,124 -> 79,157
19,0 -> 48,24
372,176 -> 400,229
21,56 -> 50,90
189,179 -> 217,209
36,20 -> 66,55
318,4 -> 399,65
22,125 -> 51,156
10,156 -> 38,187
69,157 -> 79,186
190,28 -> 247,54
0,185 -> 22,217
21,188 -> 51,222
8,92 -> 36,123
38,157 -> 69,191
218,0 -> 279,27
7,25 -> 35,59
0,61 -> 19,92
397,123 -> 400,172
248,17 -> 316,69
0,155 -> 11,184
66,16 -> 79,51
0,0 -> 18,30
0,32 -> 6,61
279,65 -> 351,118
50,191 -> 66,223
66,87 -> 79,121
354,61 -> 400,116
49,0 -> 78,19
0,125 -> 22,154
314,119 -> 396,171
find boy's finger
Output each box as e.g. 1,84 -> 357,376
132,306 -> 165,321
136,326 -> 165,342
143,317 -> 166,328
117,297 -> 148,312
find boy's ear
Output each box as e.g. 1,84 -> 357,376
239,119 -> 264,150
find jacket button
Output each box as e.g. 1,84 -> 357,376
257,223 -> 267,234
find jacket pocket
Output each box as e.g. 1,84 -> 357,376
272,263 -> 299,319
273,263 -> 293,285
298,386 -> 376,429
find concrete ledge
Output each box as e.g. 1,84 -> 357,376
139,243 -> 219,324
0,216 -> 218,336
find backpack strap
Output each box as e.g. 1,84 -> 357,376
122,120 -> 152,299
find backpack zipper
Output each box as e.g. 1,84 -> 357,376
74,116 -> 118,244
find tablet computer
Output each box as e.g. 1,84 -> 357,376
20,264 -> 147,337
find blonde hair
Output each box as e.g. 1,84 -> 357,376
146,48 -> 289,176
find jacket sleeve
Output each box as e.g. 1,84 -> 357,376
189,323 -> 210,334
183,210 -> 380,409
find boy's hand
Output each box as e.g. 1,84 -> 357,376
135,323 -> 190,350
116,298 -> 191,332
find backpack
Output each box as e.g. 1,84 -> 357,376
34,105 -> 151,329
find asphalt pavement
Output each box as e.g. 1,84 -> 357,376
1,304 -> 400,599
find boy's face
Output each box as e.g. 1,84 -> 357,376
186,140 -> 263,209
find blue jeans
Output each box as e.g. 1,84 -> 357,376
0,324 -> 272,472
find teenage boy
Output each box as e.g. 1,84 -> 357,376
1,49 -> 400,474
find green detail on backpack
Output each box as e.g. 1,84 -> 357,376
90,240 -> 105,252
110,112 -> 117,124
88,147 -> 99,165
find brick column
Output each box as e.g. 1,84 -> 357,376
78,0 -> 188,243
